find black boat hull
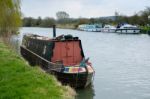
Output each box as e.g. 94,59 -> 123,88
52,71 -> 93,88
20,46 -> 93,88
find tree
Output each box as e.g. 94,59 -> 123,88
40,17 -> 56,27
0,0 -> 22,37
36,17 -> 42,26
23,17 -> 36,27
114,11 -> 119,24
77,18 -> 89,25
56,11 -> 69,20
140,7 -> 150,25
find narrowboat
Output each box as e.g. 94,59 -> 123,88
20,28 -> 94,88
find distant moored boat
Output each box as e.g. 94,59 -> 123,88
78,24 -> 102,32
116,24 -> 140,34
101,25 -> 116,33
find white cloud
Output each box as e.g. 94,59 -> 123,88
21,0 -> 150,18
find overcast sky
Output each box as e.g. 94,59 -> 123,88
21,0 -> 150,19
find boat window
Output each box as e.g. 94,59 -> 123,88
43,45 -> 47,55
27,41 -> 30,47
96,26 -> 100,28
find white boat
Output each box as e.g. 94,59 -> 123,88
116,24 -> 140,34
101,25 -> 116,33
78,24 -> 102,32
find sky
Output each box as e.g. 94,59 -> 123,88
21,0 -> 150,19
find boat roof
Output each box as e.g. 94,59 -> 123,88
23,34 -> 80,42
104,25 -> 116,29
120,24 -> 137,28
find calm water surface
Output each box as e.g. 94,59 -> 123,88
13,27 -> 150,99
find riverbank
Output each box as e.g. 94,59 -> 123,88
0,39 -> 76,99
56,24 -> 77,29
140,26 -> 150,34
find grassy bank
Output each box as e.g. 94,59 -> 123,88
0,40 -> 75,99
56,24 -> 77,29
140,26 -> 150,34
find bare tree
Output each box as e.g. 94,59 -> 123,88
56,11 -> 69,20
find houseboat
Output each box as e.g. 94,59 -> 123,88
20,27 -> 94,88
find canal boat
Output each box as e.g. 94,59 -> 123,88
116,24 -> 140,34
20,27 -> 94,88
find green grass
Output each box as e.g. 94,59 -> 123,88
140,26 -> 150,34
0,41 -> 75,99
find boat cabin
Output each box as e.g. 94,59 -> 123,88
22,34 -> 85,66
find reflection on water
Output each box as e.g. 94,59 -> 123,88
11,27 -> 150,99
76,84 -> 95,99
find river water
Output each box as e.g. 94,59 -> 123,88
13,27 -> 150,99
